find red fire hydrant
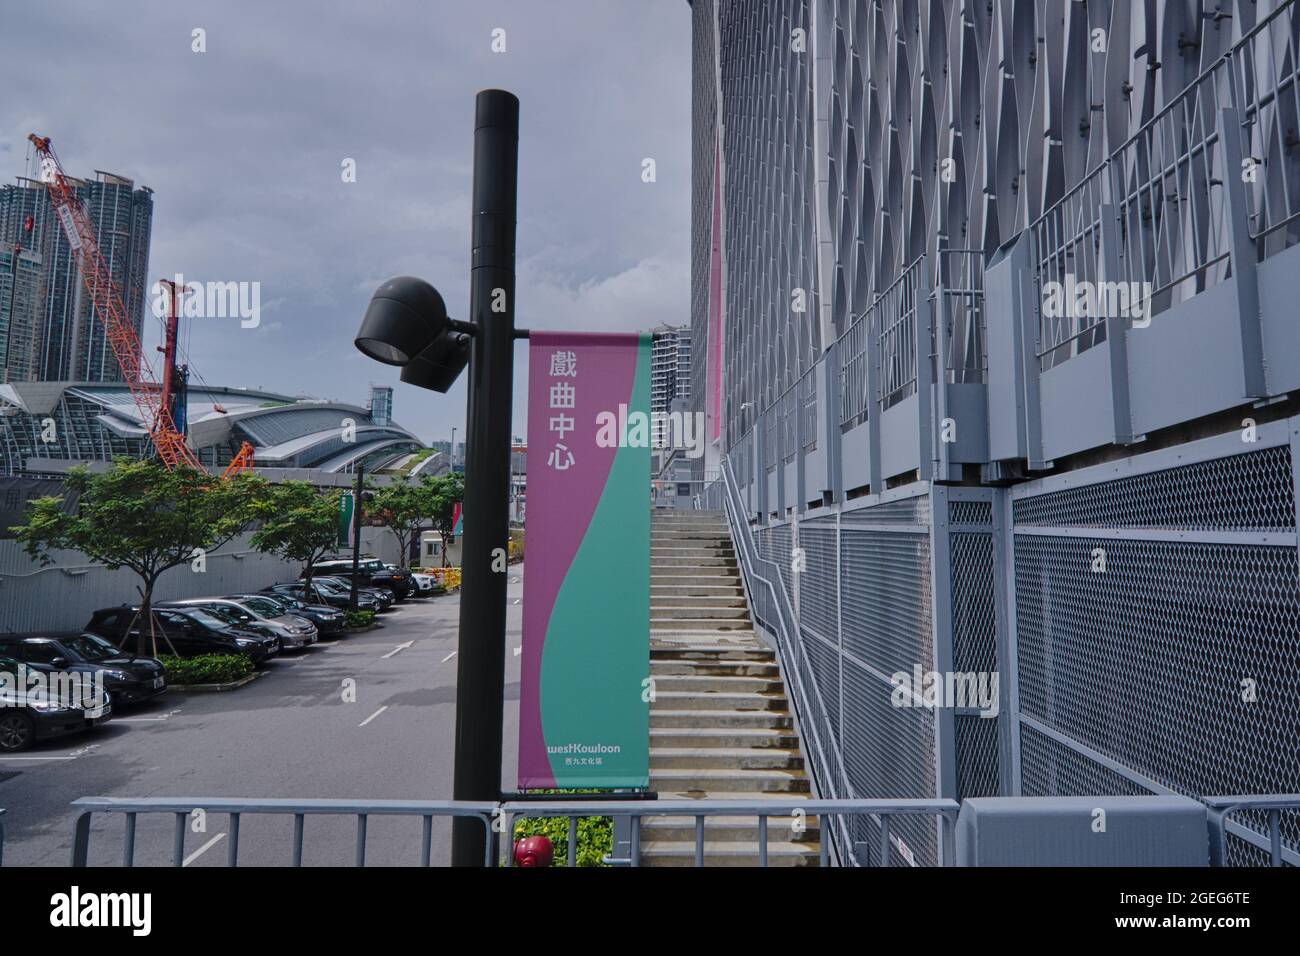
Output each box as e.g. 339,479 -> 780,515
513,835 -> 554,867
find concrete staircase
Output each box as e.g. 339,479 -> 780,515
644,509 -> 820,867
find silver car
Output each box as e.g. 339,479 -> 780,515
165,598 -> 318,649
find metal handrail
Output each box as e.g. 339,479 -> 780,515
715,454 -> 856,863
1203,795 -> 1300,867
503,798 -> 957,867
68,796 -> 498,867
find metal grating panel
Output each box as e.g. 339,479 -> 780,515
841,494 -> 930,526
840,528 -> 932,676
949,499 -> 992,526
1019,724 -> 1153,798
1013,446 -> 1296,531
956,716 -> 1001,800
842,656 -> 938,866
1016,533 -> 1300,860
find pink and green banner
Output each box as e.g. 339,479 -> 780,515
518,331 -> 651,790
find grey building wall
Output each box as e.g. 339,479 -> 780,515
0,525 -> 404,633
696,0 -> 1300,866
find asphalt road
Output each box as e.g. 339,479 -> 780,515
0,566 -> 524,867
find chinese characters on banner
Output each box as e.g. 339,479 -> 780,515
518,332 -> 652,790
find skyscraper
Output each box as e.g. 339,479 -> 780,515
0,242 -> 43,384
0,170 -> 153,384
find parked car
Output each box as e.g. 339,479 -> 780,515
86,606 -> 281,665
409,572 -> 443,595
308,576 -> 394,610
0,654 -> 112,752
269,580 -> 381,612
0,633 -> 165,707
159,598 -> 318,649
383,564 -> 418,596
235,592 -> 346,635
309,558 -> 410,599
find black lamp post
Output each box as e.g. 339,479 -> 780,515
353,89 -> 520,867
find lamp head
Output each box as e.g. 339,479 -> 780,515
354,276 -> 449,366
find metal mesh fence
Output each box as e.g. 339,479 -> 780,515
1014,441 -> 1300,864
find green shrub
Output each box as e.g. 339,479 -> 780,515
511,814 -> 612,867
344,608 -> 376,628
159,653 -> 253,686
510,788 -> 614,866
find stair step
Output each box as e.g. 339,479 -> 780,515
651,690 -> 786,711
651,575 -> 742,587
650,709 -> 793,729
640,816 -> 820,844
638,841 -> 821,867
651,605 -> 751,620
650,595 -> 746,609
651,727 -> 798,747
651,555 -> 738,568
649,768 -> 811,794
652,673 -> 783,694
649,659 -> 779,677
652,619 -> 753,631
649,747 -> 805,770
650,643 -> 771,661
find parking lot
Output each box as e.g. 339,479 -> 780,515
0,567 -> 524,867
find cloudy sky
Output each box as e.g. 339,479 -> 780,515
0,0 -> 691,445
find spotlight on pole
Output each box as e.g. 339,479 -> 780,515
354,276 -> 456,369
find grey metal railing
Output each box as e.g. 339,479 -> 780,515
502,798 -> 957,867
1031,0 -> 1299,367
67,796 -> 498,867
715,454 -> 855,862
1205,795 -> 1300,868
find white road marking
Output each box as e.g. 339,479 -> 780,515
358,705 -> 388,727
382,641 -> 415,659
0,754 -> 76,761
183,832 -> 227,867
112,708 -> 181,724
441,651 -> 457,663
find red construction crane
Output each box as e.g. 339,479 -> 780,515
28,133 -> 206,471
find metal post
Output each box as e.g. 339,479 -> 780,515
451,89 -> 519,867
349,462 -> 364,611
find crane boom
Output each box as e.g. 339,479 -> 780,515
27,133 -> 204,472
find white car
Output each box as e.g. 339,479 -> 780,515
410,573 -> 442,594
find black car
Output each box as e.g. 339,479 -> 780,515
0,655 -> 112,752
0,633 -> 166,707
297,580 -> 387,608
309,558 -> 410,599
266,581 -> 381,613
242,592 -> 346,634
86,606 -> 280,665
311,576 -> 394,609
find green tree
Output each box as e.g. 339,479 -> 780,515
370,475 -> 435,569
426,473 -> 465,567
9,459 -> 263,656
248,480 -> 344,591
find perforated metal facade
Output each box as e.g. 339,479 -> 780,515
694,0 -> 1300,865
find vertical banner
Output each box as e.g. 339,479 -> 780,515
518,331 -> 652,790
337,493 -> 354,548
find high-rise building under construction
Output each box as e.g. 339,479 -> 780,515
0,170 -> 153,383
